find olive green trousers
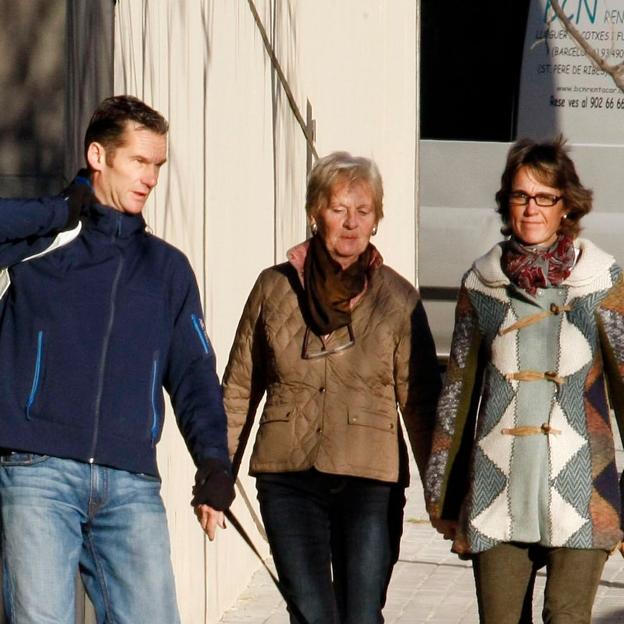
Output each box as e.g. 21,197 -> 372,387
472,542 -> 608,623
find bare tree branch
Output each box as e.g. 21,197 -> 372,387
550,0 -> 624,92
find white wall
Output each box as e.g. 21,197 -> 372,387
114,1 -> 418,621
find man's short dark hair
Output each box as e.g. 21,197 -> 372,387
84,95 -> 169,165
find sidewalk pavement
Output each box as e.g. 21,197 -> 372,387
219,455 -> 624,623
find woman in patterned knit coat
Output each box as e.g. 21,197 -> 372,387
425,137 -> 624,623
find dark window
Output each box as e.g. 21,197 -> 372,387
0,1 -> 113,197
0,1 -> 66,196
420,0 -> 531,141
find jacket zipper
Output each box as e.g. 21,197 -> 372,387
150,355 -> 160,446
88,217 -> 124,462
25,330 -> 44,419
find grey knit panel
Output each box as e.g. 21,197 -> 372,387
564,521 -> 593,549
469,290 -> 508,341
475,366 -> 514,440
552,443 -> 592,520
469,446 -> 507,520
466,524 -> 501,554
568,290 -> 607,350
557,363 -> 592,435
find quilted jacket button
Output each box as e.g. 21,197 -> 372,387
319,387 -> 326,393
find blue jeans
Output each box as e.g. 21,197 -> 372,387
256,470 -> 405,624
0,454 -> 180,624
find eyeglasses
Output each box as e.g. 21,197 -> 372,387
509,191 -> 563,207
302,324 -> 355,359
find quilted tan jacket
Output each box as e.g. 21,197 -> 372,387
223,241 -> 441,484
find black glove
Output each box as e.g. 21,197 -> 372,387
62,169 -> 94,229
190,457 -> 235,511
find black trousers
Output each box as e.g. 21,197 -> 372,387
256,469 -> 405,624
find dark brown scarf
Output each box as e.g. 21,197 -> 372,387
303,235 -> 372,335
501,234 -> 575,295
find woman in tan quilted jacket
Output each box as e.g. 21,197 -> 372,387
223,152 -> 441,624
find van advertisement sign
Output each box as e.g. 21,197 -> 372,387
517,0 -> 624,143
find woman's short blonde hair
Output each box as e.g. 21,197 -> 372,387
305,151 -> 384,222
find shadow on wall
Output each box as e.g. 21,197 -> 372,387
594,610 -> 624,623
270,0 -> 300,190
0,0 -> 66,197
263,2 -> 315,262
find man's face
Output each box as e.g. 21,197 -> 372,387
89,122 -> 167,214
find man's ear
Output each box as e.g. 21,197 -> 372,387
86,142 -> 107,172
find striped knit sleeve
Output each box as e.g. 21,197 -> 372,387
425,275 -> 483,520
597,271 -> 624,450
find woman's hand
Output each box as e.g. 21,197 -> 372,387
430,517 -> 458,541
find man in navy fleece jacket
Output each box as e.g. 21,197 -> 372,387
0,95 -> 233,623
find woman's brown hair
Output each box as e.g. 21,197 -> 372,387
495,136 -> 592,238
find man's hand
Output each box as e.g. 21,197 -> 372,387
430,517 -> 458,541
190,458 -> 235,509
190,459 -> 234,540
194,504 -> 226,541
617,541 -> 624,558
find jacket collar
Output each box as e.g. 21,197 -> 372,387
286,239 -> 311,280
472,242 -> 507,287
562,238 -> 615,287
472,237 -> 615,288
85,203 -> 146,239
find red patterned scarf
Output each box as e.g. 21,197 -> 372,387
501,235 -> 575,295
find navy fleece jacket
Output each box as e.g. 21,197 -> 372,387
0,197 -> 229,477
